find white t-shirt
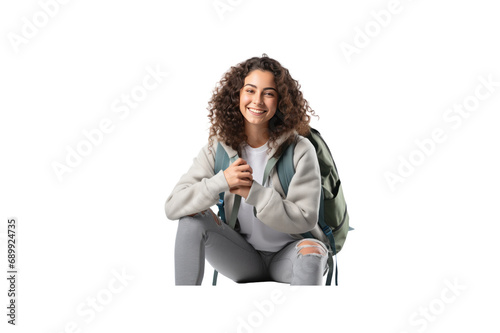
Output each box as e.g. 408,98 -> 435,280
237,143 -> 296,252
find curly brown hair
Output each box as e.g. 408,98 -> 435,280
207,54 -> 317,157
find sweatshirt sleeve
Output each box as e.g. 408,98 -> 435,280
245,138 -> 321,234
164,143 -> 230,220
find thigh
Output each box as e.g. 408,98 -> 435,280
266,240 -> 299,283
201,210 -> 269,283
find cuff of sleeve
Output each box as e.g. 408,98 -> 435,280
206,170 -> 230,195
246,181 -> 266,207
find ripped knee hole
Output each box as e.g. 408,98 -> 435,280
297,240 -> 327,256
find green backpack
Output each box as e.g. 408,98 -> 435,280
213,127 -> 350,286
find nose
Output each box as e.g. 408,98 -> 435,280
252,93 -> 264,106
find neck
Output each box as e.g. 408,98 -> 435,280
244,123 -> 269,148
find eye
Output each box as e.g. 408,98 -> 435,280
245,89 -> 254,93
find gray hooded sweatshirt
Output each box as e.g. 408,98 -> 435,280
164,133 -> 329,248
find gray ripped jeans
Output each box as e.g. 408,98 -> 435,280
174,209 -> 329,285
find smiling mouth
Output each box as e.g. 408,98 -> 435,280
247,107 -> 267,115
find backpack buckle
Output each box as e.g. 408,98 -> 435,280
217,198 -> 226,223
217,198 -> 224,208
322,225 -> 333,237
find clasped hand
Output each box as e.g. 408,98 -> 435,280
223,158 -> 253,199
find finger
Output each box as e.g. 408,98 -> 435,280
235,178 -> 253,187
232,158 -> 247,166
230,185 -> 251,197
232,177 -> 251,186
235,164 -> 253,174
236,172 -> 253,181
240,177 -> 253,184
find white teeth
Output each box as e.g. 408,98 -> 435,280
249,108 -> 265,114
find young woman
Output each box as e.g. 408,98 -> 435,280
165,54 -> 331,285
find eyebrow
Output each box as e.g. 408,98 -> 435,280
243,83 -> 278,93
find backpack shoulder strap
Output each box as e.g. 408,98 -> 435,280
214,142 -> 230,224
214,142 -> 229,175
276,143 -> 296,196
212,142 -> 235,286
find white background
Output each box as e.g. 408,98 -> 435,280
1,0 -> 499,332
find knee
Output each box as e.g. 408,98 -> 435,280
178,209 -> 222,233
178,213 -> 205,232
291,239 -> 328,285
179,212 -> 202,223
296,239 -> 327,257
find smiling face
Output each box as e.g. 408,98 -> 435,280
239,70 -> 278,130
